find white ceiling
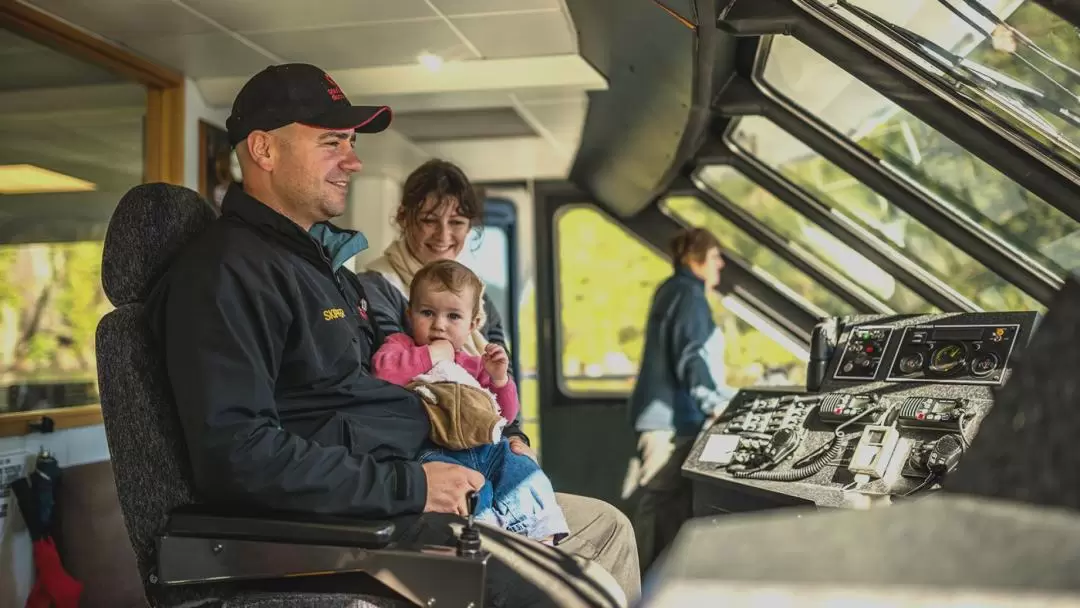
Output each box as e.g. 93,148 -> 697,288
11,0 -> 608,182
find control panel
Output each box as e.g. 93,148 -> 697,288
701,392 -> 818,472
886,324 -> 1020,385
833,326 -> 893,381
896,397 -> 969,432
816,393 -> 877,425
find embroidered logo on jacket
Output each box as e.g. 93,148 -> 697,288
323,308 -> 346,321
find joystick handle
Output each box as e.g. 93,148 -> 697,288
466,489 -> 479,527
457,490 -> 483,559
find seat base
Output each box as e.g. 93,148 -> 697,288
158,535 -> 488,607
168,504 -> 399,548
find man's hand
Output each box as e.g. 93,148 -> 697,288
428,339 -> 456,364
482,343 -> 510,387
421,461 -> 485,516
508,436 -> 538,464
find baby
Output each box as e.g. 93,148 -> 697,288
373,259 -> 569,544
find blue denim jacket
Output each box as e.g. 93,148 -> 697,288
629,266 -> 737,436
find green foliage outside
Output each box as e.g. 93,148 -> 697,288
0,243 -> 107,405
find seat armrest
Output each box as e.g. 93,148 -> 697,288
166,504 -> 399,549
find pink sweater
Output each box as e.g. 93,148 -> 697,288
373,333 -> 520,423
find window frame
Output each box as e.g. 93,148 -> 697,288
713,69 -> 1059,305
698,140 -> 979,312
677,175 -> 911,315
786,0 -> 1080,220
719,0 -> 1080,226
0,3 -> 185,437
753,32 -> 1080,280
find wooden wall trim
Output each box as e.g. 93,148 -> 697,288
0,405 -> 103,438
146,85 -> 186,184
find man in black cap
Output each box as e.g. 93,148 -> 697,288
147,64 -> 639,606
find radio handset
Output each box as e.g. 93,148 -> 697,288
807,318 -> 840,392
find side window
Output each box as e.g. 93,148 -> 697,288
555,204 -> 809,395
461,225 -> 513,353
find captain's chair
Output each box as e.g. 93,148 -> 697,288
95,184 -> 487,607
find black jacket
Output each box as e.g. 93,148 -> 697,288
357,270 -> 531,445
146,185 -> 429,517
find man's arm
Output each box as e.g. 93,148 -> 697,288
481,294 -> 530,445
161,261 -> 426,517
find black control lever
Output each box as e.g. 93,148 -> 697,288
456,490 -> 482,558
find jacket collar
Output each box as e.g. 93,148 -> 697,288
221,183 -> 367,270
674,264 -> 705,286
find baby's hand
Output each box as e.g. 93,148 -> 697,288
482,343 -> 509,387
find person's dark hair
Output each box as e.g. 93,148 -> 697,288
396,159 -> 483,232
410,259 -> 484,320
670,227 -> 721,267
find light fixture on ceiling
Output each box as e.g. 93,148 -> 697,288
418,51 -> 444,72
0,164 -> 97,195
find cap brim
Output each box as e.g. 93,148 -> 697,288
301,105 -> 393,134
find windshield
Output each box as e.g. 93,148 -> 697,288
805,0 -> 1080,166
758,34 -> 1080,277
695,165 -> 935,314
725,115 -> 1043,312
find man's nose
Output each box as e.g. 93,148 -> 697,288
340,149 -> 363,173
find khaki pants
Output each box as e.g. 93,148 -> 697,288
622,430 -> 696,572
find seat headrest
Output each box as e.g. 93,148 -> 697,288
102,183 -> 217,306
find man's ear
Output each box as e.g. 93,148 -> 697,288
246,131 -> 275,172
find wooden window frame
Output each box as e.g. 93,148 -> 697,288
0,2 -> 185,437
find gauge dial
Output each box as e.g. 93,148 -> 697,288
929,343 -> 968,376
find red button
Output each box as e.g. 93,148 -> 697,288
835,408 -> 843,414
916,412 -> 925,420
866,346 -> 874,353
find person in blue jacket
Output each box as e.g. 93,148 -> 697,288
626,227 -> 737,570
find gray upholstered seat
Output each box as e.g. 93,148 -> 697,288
95,183 -> 404,608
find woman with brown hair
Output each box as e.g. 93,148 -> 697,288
358,159 -> 642,602
625,227 -> 737,571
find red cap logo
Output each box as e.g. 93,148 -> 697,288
324,73 -> 345,102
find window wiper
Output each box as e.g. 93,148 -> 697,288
937,0 -> 1080,84
835,1 -> 1080,148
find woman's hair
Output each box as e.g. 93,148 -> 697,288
396,159 -> 484,232
670,227 -> 721,266
410,259 -> 484,320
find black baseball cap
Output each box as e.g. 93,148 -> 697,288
225,63 -> 392,147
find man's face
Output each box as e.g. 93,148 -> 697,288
408,283 -> 480,351
269,124 -> 363,226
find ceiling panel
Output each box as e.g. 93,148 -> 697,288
26,0 -> 217,38
353,90 -> 514,114
451,10 -> 575,59
520,96 -> 587,139
392,107 -> 535,142
432,0 -> 561,15
119,32 -> 276,78
245,20 -> 460,70
182,0 -> 437,34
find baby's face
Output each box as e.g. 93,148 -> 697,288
409,284 -> 479,351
